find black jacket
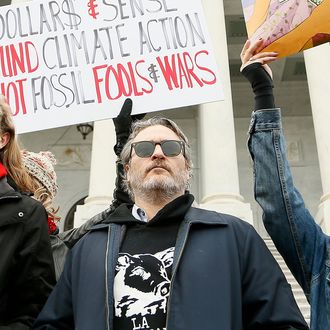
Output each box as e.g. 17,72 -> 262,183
34,203 -> 308,330
0,176 -> 56,329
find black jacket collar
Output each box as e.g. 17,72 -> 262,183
102,194 -> 194,225
91,194 -> 229,231
0,176 -> 20,199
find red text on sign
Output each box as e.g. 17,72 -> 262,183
0,79 -> 27,115
0,41 -> 39,78
156,50 -> 217,90
92,60 -> 153,102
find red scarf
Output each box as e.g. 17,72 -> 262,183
0,163 -> 7,178
47,215 -> 57,234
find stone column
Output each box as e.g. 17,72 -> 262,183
198,0 -> 253,223
74,120 -> 117,227
304,43 -> 330,234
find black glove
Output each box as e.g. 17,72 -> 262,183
112,98 -> 143,206
241,62 -> 275,111
113,98 -> 146,156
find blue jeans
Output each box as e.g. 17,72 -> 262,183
247,108 -> 330,329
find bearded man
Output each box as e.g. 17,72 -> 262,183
34,117 -> 308,330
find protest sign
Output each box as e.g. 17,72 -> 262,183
0,0 -> 223,134
242,0 -> 330,58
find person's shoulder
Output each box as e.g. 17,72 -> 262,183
20,193 -> 48,220
76,205 -> 134,247
69,205 -> 132,253
20,193 -> 45,209
75,221 -> 110,246
218,212 -> 256,237
69,222 -> 109,261
188,207 -> 258,244
188,206 -> 253,229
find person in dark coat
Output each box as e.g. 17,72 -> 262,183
34,112 -> 309,329
0,95 -> 56,329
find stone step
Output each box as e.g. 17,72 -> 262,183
263,238 -> 310,323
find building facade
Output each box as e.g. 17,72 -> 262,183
8,0 -> 330,237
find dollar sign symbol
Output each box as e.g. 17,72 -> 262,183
148,64 -> 159,83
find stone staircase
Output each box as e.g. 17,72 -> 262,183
264,238 -> 310,324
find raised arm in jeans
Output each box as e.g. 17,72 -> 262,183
241,39 -> 330,330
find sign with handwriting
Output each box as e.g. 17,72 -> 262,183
0,0 -> 223,133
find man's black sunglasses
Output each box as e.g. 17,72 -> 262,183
130,140 -> 185,158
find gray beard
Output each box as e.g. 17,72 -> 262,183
130,170 -> 188,204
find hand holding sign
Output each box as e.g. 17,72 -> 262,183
240,39 -> 277,78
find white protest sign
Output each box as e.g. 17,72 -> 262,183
0,0 -> 224,133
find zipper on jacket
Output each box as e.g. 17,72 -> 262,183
105,224 -> 122,330
165,220 -> 192,329
105,226 -> 111,330
0,195 -> 20,201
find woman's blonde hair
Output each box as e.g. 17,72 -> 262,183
0,96 -> 36,193
33,183 -> 60,222
0,96 -> 60,222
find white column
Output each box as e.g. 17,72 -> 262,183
74,120 -> 117,227
304,43 -> 330,234
198,0 -> 253,223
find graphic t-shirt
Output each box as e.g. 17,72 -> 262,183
114,247 -> 174,330
113,194 -> 194,330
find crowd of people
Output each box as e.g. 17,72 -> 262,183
0,39 -> 329,330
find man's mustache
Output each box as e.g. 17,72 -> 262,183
146,161 -> 171,173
